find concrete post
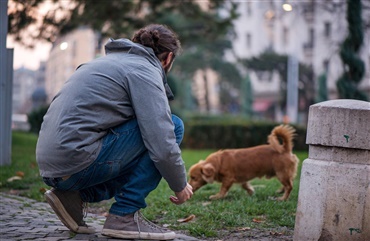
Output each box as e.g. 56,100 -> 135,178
0,0 -> 13,166
294,99 -> 370,241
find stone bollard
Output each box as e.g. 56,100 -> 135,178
293,99 -> 370,241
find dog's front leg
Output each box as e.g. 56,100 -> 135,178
241,182 -> 255,196
209,179 -> 233,200
276,186 -> 285,194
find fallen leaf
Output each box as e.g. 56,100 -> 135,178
7,176 -> 22,182
236,227 -> 251,231
252,218 -> 265,223
9,189 -> 20,195
16,171 -> 25,177
177,214 -> 195,223
270,231 -> 283,236
39,187 -> 47,194
202,201 -> 212,206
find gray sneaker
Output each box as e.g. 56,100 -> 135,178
102,211 -> 176,240
44,188 -> 95,234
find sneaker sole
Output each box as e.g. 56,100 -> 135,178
45,190 -> 95,234
102,228 -> 176,240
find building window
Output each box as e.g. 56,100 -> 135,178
324,22 -> 331,38
246,33 -> 252,48
309,28 -> 315,47
246,2 -> 252,16
283,27 -> 289,46
323,59 -> 329,73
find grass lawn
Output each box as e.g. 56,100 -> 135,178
0,131 -> 307,239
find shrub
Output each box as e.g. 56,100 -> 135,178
27,105 -> 49,134
182,116 -> 307,151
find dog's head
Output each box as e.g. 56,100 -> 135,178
188,159 -> 217,192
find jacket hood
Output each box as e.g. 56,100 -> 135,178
104,38 -> 174,100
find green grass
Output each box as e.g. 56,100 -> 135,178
0,131 -> 307,239
142,150 -> 306,238
0,131 -> 46,200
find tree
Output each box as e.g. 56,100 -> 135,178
240,51 -> 315,117
27,105 -> 49,134
316,73 -> 328,103
8,0 -> 242,113
240,74 -> 253,118
336,0 -> 368,101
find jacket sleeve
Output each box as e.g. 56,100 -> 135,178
125,67 -> 187,192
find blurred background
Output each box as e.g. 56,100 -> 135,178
5,0 -> 370,134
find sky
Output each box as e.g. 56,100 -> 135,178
6,0 -> 57,71
7,36 -> 51,71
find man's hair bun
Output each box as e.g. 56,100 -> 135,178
132,24 -> 182,61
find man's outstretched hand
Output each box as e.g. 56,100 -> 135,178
170,183 -> 193,205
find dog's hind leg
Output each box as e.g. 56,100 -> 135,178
241,182 -> 255,196
276,176 -> 293,201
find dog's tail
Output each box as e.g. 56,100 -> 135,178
268,124 -> 296,153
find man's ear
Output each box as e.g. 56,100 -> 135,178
162,52 -> 174,68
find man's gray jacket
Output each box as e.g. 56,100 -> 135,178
36,39 -> 187,192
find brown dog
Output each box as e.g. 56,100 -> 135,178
188,125 -> 299,201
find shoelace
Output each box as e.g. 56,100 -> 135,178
135,211 -> 162,232
82,202 -> 88,218
77,202 -> 88,226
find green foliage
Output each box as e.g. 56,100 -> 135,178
316,73 -> 328,103
240,74 -> 254,118
181,116 -> 307,151
27,105 -> 49,134
336,0 -> 368,101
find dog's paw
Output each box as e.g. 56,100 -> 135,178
209,194 -> 223,200
247,190 -> 254,196
276,196 -> 287,201
246,188 -> 255,196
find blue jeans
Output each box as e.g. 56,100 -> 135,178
43,114 -> 184,216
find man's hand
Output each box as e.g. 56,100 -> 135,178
170,183 -> 193,205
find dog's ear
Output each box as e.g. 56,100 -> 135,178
199,160 -> 205,163
201,163 -> 215,183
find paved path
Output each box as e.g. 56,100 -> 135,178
0,193 -> 294,241
0,193 -> 200,241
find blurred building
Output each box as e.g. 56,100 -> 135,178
45,26 -> 103,102
227,0 -> 370,122
12,62 -> 47,130
12,66 -> 36,114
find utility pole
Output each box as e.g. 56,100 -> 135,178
286,55 -> 299,124
1,0 -> 14,166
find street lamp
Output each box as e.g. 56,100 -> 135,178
60,42 -> 68,50
282,3 -> 293,12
